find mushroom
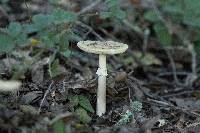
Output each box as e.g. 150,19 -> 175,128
0,80 -> 21,92
77,41 -> 128,116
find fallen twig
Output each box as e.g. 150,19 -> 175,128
147,98 -> 200,117
76,21 -> 105,41
38,81 -> 54,113
77,0 -> 102,15
0,5 -> 10,21
165,48 -> 182,86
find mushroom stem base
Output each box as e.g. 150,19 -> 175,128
97,75 -> 106,116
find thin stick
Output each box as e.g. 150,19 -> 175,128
185,44 -> 197,86
122,20 -> 143,36
78,0 -> 102,15
158,71 -> 190,77
142,28 -> 150,55
165,49 -> 182,85
147,98 -> 200,117
0,5 -> 10,21
38,81 -> 54,113
76,21 -> 105,41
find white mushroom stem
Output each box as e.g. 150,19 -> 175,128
96,54 -> 107,116
0,80 -> 21,92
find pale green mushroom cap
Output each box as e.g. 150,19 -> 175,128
77,41 -> 128,55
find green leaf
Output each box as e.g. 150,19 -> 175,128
75,108 -> 92,123
100,12 -> 112,19
58,32 -> 73,54
8,22 -> 22,37
59,38 -> 69,52
194,43 -> 200,56
183,0 -> 200,27
163,4 -> 183,14
78,95 -> 94,113
105,0 -> 118,8
0,34 -> 13,52
134,51 -> 162,65
114,9 -> 126,20
41,36 -> 54,48
49,59 -> 60,78
115,110 -> 132,126
61,50 -> 71,58
100,9 -> 126,20
193,32 -> 200,42
15,33 -> 28,46
49,0 -> 59,5
67,31 -> 82,41
49,33 -> 61,44
52,9 -> 77,24
101,0 -> 126,20
153,23 -> 172,46
144,11 -> 159,22
32,14 -> 54,30
156,0 -> 200,25
53,120 -> 65,133
23,24 -> 37,34
68,95 -> 79,106
161,0 -> 183,14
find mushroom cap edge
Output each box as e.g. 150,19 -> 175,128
77,40 -> 128,55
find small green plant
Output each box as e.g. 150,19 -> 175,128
130,100 -> 143,112
144,0 -> 200,52
115,109 -> 132,126
115,100 -> 142,126
0,8 -> 80,79
100,0 -> 126,20
67,94 -> 94,123
0,22 -> 28,52
0,8 -> 79,52
53,119 -> 65,133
